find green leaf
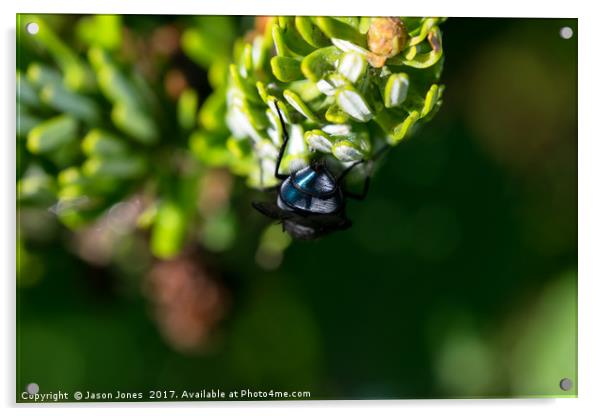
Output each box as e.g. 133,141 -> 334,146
391,27 -> 443,69
358,17 -> 373,34
40,84 -> 100,123
177,88 -> 199,131
325,104 -> 350,124
276,17 -> 315,56
181,16 -> 235,68
300,46 -> 342,82
313,16 -> 366,48
283,89 -> 319,122
95,64 -> 141,109
333,17 -> 361,30
26,115 -> 78,154
82,155 -> 146,179
111,102 -> 158,145
76,15 -> 122,50
391,110 -> 420,143
199,88 -> 227,131
151,200 -> 187,259
229,64 -> 262,103
270,56 -> 303,82
295,17 -> 330,48
81,129 -> 129,157
272,24 -> 298,58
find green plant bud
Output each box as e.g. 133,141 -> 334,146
39,84 -> 100,123
151,200 -> 187,259
332,135 -> 369,162
336,85 -> 374,122
337,51 -> 367,83
383,73 -> 410,108
305,129 -> 335,153
26,115 -> 78,154
81,129 -> 129,157
111,102 -> 158,145
82,155 -> 147,179
325,104 -> 350,124
177,88 -> 199,131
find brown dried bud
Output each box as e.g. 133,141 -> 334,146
164,69 -> 188,99
145,253 -> 229,353
367,17 -> 408,67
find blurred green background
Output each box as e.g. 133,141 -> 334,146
16,16 -> 577,400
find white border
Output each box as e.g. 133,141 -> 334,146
3,1 -> 599,415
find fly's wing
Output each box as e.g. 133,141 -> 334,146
306,213 -> 351,230
283,214 -> 352,240
252,201 -> 296,220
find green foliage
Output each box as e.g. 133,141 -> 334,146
18,14 -> 445,260
17,14 -> 219,259
188,17 -> 445,188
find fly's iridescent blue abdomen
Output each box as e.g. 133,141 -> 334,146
277,166 -> 343,215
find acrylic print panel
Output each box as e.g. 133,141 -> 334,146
16,15 -> 577,402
